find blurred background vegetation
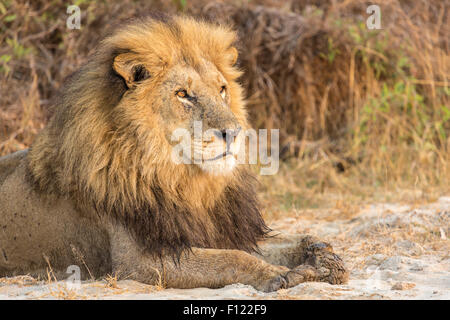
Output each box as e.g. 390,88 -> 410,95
0,0 -> 448,216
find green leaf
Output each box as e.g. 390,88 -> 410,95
441,105 -> 450,122
0,54 -> 11,63
4,14 -> 16,22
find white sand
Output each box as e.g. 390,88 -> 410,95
1,197 -> 448,300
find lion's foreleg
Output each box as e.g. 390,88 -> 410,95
107,223 -> 291,292
151,248 -> 291,292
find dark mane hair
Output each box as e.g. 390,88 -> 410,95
99,168 -> 270,258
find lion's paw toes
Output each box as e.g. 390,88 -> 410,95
284,265 -> 313,286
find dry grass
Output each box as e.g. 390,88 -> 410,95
100,271 -> 164,295
44,283 -> 86,300
104,273 -> 120,289
196,0 -> 449,193
0,269 -> 162,299
0,0 -> 448,209
0,274 -> 39,286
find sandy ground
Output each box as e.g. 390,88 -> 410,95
0,197 -> 448,300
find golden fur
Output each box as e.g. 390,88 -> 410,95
0,15 -> 348,291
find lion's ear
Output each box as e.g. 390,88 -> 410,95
228,47 -> 238,66
113,53 -> 150,88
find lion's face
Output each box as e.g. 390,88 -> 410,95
110,18 -> 246,176
159,61 -> 243,175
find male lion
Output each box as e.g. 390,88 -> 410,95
0,16 -> 347,292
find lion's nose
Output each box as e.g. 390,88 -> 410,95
214,127 -> 241,143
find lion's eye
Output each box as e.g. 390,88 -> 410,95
176,90 -> 188,98
220,85 -> 226,98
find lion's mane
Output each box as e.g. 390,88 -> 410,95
26,15 -> 269,258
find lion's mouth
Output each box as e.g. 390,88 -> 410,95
203,151 -> 234,162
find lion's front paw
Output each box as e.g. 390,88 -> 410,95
299,241 -> 349,285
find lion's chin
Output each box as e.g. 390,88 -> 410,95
197,154 -> 237,175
